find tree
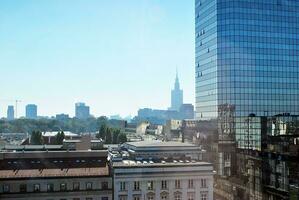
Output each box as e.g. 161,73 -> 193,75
117,132 -> 127,144
112,129 -> 120,144
54,131 -> 65,145
96,123 -> 107,139
105,127 -> 112,144
31,130 -> 43,145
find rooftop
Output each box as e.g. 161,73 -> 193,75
42,131 -> 79,137
125,140 -> 197,148
113,159 -> 212,168
0,150 -> 108,159
0,166 -> 109,179
3,144 -> 63,150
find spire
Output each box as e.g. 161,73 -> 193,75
170,67 -> 183,111
174,68 -> 180,90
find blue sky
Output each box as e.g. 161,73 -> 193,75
0,0 -> 195,118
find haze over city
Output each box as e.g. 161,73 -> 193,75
1,1 -> 299,199
0,0 -> 195,117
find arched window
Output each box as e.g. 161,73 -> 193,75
160,191 -> 169,200
174,192 -> 182,200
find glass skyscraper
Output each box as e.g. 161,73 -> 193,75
195,0 -> 299,119
25,104 -> 37,119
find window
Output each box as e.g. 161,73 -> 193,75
101,197 -> 109,200
20,184 -> 27,192
3,184 -> 10,193
119,195 -> 127,200
161,193 -> 168,200
188,179 -> 194,188
73,198 -> 80,200
134,181 -> 140,190
102,181 -> 108,190
86,198 -> 93,200
147,195 -> 154,200
120,182 -> 126,191
188,192 -> 195,200
47,183 -> 54,192
161,180 -> 167,189
86,182 -> 93,190
33,184 -> 40,192
60,183 -> 67,191
201,179 -> 207,188
201,192 -> 208,200
147,181 -> 154,190
73,182 -> 80,191
134,196 -> 141,200
174,193 -> 182,200
175,180 -> 181,189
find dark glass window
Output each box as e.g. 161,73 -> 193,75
20,184 -> 27,192
102,181 -> 108,190
73,182 -> 80,191
86,182 -> 92,190
47,183 -> 54,192
33,184 -> 40,192
60,183 -> 67,191
3,185 -> 10,193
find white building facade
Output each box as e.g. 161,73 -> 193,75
113,160 -> 214,200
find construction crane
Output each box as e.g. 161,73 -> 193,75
0,99 -> 22,118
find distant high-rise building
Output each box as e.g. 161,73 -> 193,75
25,104 -> 37,119
75,102 -> 90,119
56,113 -> 70,121
170,71 -> 183,111
179,104 -> 194,119
7,105 -> 14,120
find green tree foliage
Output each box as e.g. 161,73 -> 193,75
112,129 -> 120,144
117,132 -> 127,144
105,127 -> 112,144
0,117 -> 130,144
0,117 -> 112,134
96,123 -> 107,140
97,126 -> 126,144
31,130 -> 43,145
54,131 -> 65,145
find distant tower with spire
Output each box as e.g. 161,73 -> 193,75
170,69 -> 183,111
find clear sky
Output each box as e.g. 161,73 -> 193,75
0,0 -> 195,118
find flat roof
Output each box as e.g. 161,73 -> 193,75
42,131 -> 79,137
0,150 -> 108,160
0,166 -> 109,179
125,141 -> 198,148
4,145 -> 63,150
63,140 -> 81,143
113,159 -> 212,168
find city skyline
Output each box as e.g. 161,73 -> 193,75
0,0 -> 195,118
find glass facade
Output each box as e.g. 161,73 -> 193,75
235,115 -> 299,151
195,0 -> 299,119
235,116 -> 262,151
234,115 -> 299,199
